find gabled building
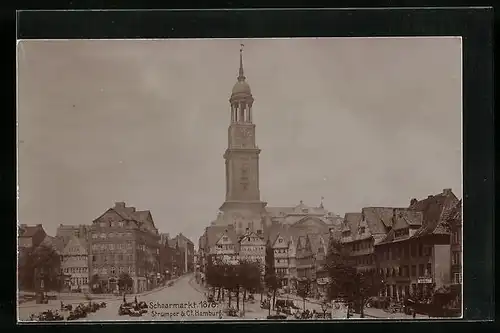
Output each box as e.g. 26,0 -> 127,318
239,229 -> 266,266
341,208 -> 394,272
200,225 -> 239,268
61,236 -> 90,291
374,189 -> 460,301
89,202 -> 160,293
267,223 -> 295,287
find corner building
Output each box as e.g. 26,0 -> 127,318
89,202 -> 160,293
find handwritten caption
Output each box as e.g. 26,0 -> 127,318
149,301 -> 223,319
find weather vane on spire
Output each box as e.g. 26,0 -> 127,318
238,43 -> 245,81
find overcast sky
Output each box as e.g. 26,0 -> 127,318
17,38 -> 462,244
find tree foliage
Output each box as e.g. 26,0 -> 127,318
296,278 -> 312,311
118,272 -> 134,291
264,240 -> 277,290
18,245 -> 61,291
325,233 -> 385,317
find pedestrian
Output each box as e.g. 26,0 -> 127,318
413,310 -> 416,319
134,296 -> 138,304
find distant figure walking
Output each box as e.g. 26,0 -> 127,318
134,296 -> 138,304
123,293 -> 126,303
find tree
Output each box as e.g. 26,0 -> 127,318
19,245 -> 61,291
90,274 -> 100,293
118,272 -> 133,292
205,255 -> 224,301
325,234 -> 384,318
296,278 -> 311,311
264,240 -> 277,315
238,260 -> 262,315
351,269 -> 385,318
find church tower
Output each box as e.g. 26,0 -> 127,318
219,45 -> 267,235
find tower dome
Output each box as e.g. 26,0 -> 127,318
232,80 -> 251,95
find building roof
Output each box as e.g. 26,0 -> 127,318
362,207 -> 395,234
378,189 -> 459,245
390,208 -> 424,230
204,225 -> 238,250
410,189 -> 458,237
18,224 -> 45,238
95,202 -> 158,234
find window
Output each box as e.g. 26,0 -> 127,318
453,273 -> 462,284
360,227 -> 366,234
93,255 -> 96,262
452,251 -> 461,265
100,233 -> 106,239
418,244 -> 423,257
119,222 -> 124,227
411,265 -> 417,277
92,233 -> 98,239
418,264 -> 424,276
110,267 -> 116,275
426,263 -> 432,276
410,243 -> 416,257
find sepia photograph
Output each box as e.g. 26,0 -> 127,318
17,37 -> 462,322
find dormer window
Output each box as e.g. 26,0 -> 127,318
360,227 -> 366,234
279,239 -> 283,243
223,236 -> 228,242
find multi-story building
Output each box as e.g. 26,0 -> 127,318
61,235 -> 90,291
171,233 -> 195,273
200,225 -> 239,268
239,229 -> 266,267
89,202 -> 160,293
446,200 -> 462,292
159,233 -> 175,279
374,189 -> 460,301
341,208 -> 394,272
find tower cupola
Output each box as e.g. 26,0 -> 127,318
230,44 -> 254,123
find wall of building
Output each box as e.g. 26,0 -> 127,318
433,244 -> 451,288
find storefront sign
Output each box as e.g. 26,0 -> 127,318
417,277 -> 433,284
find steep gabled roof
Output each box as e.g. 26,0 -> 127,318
410,190 -> 459,237
378,190 -> 459,245
205,225 -> 238,249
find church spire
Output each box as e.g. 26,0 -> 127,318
238,43 -> 246,82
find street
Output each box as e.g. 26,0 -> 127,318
18,273 -> 426,322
